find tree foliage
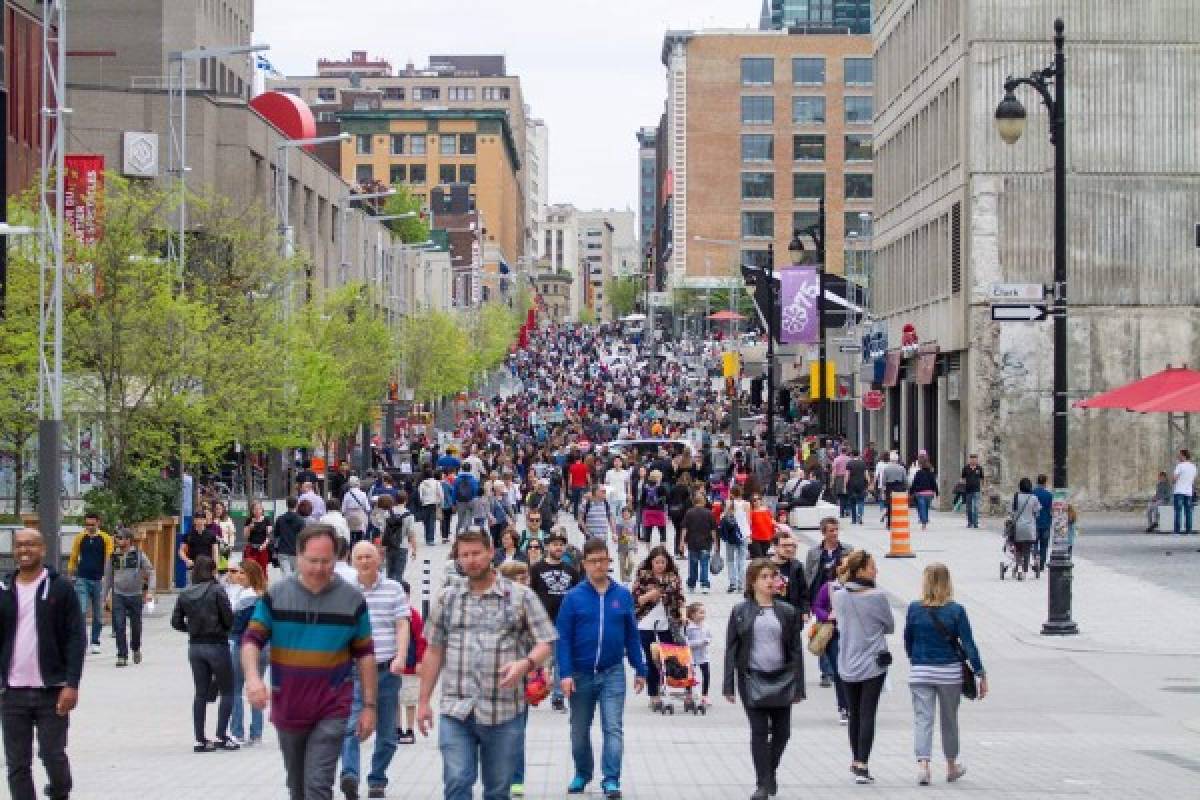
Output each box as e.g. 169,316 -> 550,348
379,183 -> 432,244
607,276 -> 642,319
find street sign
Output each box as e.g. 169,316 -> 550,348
863,390 -> 884,412
991,304 -> 1049,322
839,344 -> 862,354
988,283 -> 1045,302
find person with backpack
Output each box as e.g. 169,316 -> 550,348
579,485 -> 616,541
453,466 -> 479,536
716,490 -> 748,594
380,491 -> 419,583
438,468 -> 457,544
639,470 -> 668,546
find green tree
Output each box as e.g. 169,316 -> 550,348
607,276 -> 642,319
379,183 -> 431,244
396,310 -> 474,405
578,307 -> 596,326
0,214 -> 41,515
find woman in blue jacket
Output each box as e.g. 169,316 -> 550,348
903,563 -> 988,786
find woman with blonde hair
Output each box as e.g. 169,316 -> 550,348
903,563 -> 987,785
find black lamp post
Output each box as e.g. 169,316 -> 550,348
790,196 -> 828,435
995,18 -> 1077,636
765,242 -> 776,495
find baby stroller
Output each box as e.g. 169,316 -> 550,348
650,630 -> 703,715
999,530 -> 1041,580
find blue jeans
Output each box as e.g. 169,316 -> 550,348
1174,493 -> 1194,533
438,711 -> 524,800
964,491 -> 981,527
229,639 -> 267,740
569,664 -> 627,784
342,666 -> 401,789
726,541 -> 749,590
1036,525 -> 1051,567
686,549 -> 711,589
74,577 -> 103,644
914,494 -> 933,526
848,491 -> 865,525
511,708 -> 528,785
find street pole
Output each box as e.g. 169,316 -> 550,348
765,243 -> 776,497
817,195 -> 828,437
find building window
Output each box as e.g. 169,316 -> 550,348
845,174 -> 873,199
741,172 -> 774,200
317,87 -> 337,102
741,211 -> 774,239
316,111 -> 336,123
390,134 -> 405,155
355,134 -> 372,155
389,164 -> 407,184
741,96 -> 774,125
742,249 -> 772,268
845,133 -> 873,161
741,134 -> 775,161
793,211 -> 819,236
792,57 -> 825,85
355,164 -> 374,184
482,86 -> 511,100
409,134 -> 427,155
460,164 -> 477,184
416,87 -> 440,101
448,86 -> 476,101
409,164 -> 427,184
845,96 -> 874,124
793,173 -> 825,200
440,134 -> 457,155
439,164 -> 457,184
459,133 -> 477,155
793,134 -> 825,161
844,57 -> 874,86
383,87 -> 405,100
845,211 -> 870,237
792,96 -> 826,125
741,57 -> 774,85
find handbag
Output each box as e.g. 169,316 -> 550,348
807,621 -> 834,656
709,549 -> 724,575
744,667 -> 797,709
925,606 -> 979,700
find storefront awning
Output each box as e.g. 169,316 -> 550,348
1075,366 -> 1200,412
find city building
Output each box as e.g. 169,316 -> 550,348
525,114 -> 549,257
4,1 -> 44,195
577,209 -> 638,321
532,258 -> 573,325
544,204 -> 582,320
760,0 -> 872,34
869,0 -> 1200,507
660,28 -> 874,286
636,126 -> 659,261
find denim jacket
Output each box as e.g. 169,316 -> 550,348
903,601 -> 984,676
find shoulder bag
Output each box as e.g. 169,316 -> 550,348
925,606 -> 978,700
738,605 -> 799,708
807,621 -> 834,656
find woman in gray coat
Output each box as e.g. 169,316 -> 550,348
830,549 -> 895,785
1009,477 -> 1042,579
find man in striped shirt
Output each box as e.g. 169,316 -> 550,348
339,541 -> 411,800
243,525 -> 376,800
578,485 -> 615,541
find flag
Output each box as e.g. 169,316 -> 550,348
255,54 -> 282,78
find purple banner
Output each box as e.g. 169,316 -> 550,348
779,268 -> 819,345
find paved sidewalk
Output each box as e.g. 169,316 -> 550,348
9,506 -> 1200,798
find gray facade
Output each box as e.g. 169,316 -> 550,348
636,126 -> 658,262
870,0 -> 1200,508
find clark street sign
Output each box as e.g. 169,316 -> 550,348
988,283 -> 1045,302
992,304 -> 1049,322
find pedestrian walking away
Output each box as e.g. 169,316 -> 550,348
0,528 -> 85,800
723,558 -> 807,800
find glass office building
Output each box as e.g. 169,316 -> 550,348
764,0 -> 872,34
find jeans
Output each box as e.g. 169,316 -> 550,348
914,494 -> 933,526
438,711 -> 524,800
1,688 -> 71,800
1036,525 -> 1051,568
278,717 -> 345,800
964,491 -> 981,528
742,700 -> 791,789
639,629 -> 671,697
111,593 -> 143,659
420,505 -> 437,545
74,577 -> 104,644
686,549 -> 711,589
569,664 -> 627,784
512,709 -> 528,785
825,633 -> 848,713
455,502 -> 473,534
847,491 -> 865,525
844,673 -> 886,764
229,638 -> 268,740
1174,493 -> 1194,533
726,541 -> 749,590
386,547 -> 409,582
570,486 -> 586,517
911,683 -> 961,761
342,665 -> 401,789
188,642 -> 234,743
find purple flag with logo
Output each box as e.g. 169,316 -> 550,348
778,268 -> 819,344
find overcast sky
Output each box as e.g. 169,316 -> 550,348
256,0 -> 764,211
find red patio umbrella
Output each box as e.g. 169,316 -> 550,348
707,310 -> 746,321
1074,366 -> 1200,411
1128,384 -> 1200,414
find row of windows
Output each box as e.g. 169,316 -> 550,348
315,85 -> 511,103
741,133 -> 873,162
741,95 -> 873,126
875,78 -> 961,214
741,56 -> 874,87
353,163 -> 477,186
876,0 -> 962,112
356,133 -> 477,157
740,208 -> 873,240
739,171 -> 873,205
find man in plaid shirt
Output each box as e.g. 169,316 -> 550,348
417,529 -> 556,800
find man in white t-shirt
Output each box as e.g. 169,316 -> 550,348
1172,449 -> 1196,534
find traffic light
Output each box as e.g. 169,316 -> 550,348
809,360 -> 836,400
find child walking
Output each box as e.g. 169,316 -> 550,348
615,507 -> 638,582
685,601 -> 713,708
395,581 -> 426,745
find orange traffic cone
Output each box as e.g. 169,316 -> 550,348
886,490 -> 916,558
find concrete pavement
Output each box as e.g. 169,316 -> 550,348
9,504 -> 1200,798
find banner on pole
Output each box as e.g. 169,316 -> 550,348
779,268 -> 819,345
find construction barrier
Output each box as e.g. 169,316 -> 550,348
886,490 -> 916,558
421,558 -> 432,619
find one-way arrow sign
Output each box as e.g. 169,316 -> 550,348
991,304 -> 1048,322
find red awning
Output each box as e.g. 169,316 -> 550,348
1075,366 -> 1200,413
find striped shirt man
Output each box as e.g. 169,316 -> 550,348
354,574 -> 410,662
580,492 -> 614,539
243,574 -> 373,730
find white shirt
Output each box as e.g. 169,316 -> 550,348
1174,460 -> 1197,496
604,467 -> 630,498
319,511 -> 352,542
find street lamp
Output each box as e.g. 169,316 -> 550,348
994,18 -> 1077,636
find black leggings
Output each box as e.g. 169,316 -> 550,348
440,510 -> 453,542
188,642 -> 234,743
641,523 -> 667,545
844,673 -> 886,765
742,698 -> 792,787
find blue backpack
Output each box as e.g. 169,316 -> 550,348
719,513 -> 744,546
454,473 -> 476,502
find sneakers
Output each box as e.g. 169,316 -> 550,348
367,788 -> 386,799
601,779 -> 622,799
341,773 -> 360,800
116,657 -> 128,668
566,776 -> 589,794
90,643 -> 101,655
853,766 -> 874,784
193,740 -> 216,753
701,586 -> 711,594
132,650 -> 142,664
819,675 -> 832,688
396,728 -> 416,744
213,737 -> 240,751
947,763 -> 967,782
918,762 -> 931,786
551,696 -> 567,713
839,709 -> 849,725
511,784 -> 525,797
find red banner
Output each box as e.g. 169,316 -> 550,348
64,154 -> 105,245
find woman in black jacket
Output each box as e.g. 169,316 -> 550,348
724,558 -> 807,800
910,455 -> 940,532
171,555 -> 237,752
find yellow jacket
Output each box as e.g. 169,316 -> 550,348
67,529 -> 114,580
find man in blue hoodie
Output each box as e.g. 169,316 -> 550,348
556,537 -> 646,800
